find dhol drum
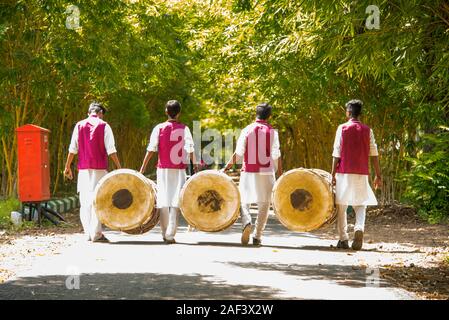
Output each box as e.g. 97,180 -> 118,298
179,170 -> 240,232
94,169 -> 159,234
272,168 -> 336,232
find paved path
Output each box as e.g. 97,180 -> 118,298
0,212 -> 416,300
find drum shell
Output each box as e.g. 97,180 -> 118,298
272,168 -> 336,232
94,169 -> 159,234
179,170 -> 240,232
124,207 -> 160,235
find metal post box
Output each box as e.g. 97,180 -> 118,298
16,124 -> 51,202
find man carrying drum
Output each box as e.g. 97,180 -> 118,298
331,99 -> 382,250
64,102 -> 122,243
223,103 -> 283,246
140,100 -> 198,244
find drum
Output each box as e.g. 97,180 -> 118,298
94,169 -> 159,234
179,170 -> 240,232
272,168 -> 336,232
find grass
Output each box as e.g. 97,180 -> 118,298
0,198 -> 41,232
0,196 -> 80,234
0,197 -> 20,229
0,197 -> 68,233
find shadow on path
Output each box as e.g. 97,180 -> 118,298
0,272 -> 281,300
108,240 -> 422,254
223,262 -> 388,289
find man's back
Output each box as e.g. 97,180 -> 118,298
77,115 -> 108,170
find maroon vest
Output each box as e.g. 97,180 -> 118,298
242,120 -> 275,173
157,121 -> 188,169
77,115 -> 108,170
336,120 -> 371,175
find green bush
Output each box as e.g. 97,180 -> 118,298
0,197 -> 20,229
403,127 -> 449,224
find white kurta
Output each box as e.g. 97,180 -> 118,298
235,123 -> 281,204
69,120 -> 117,240
69,122 -> 117,193
332,122 -> 379,206
147,123 -> 194,208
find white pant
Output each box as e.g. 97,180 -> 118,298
337,205 -> 366,241
78,170 -> 107,241
159,207 -> 180,241
240,202 -> 270,240
79,189 -> 103,241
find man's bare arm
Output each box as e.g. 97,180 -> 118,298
189,152 -> 199,173
275,157 -> 283,178
331,157 -> 340,186
140,151 -> 154,174
64,153 -> 76,180
109,153 -> 122,170
222,152 -> 241,172
371,156 -> 382,189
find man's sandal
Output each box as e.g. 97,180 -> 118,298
93,235 -> 110,243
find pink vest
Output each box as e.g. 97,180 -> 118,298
242,120 -> 275,173
157,121 -> 188,169
336,120 -> 371,175
77,115 -> 108,170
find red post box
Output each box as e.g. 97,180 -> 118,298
16,124 -> 51,202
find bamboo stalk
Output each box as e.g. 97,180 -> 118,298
52,105 -> 67,195
1,137 -> 13,197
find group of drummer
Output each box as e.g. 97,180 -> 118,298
64,99 -> 382,250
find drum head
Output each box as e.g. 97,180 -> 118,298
180,170 -> 240,232
94,169 -> 157,232
272,168 -> 334,232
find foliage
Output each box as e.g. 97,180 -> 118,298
0,0 -> 206,196
188,0 -> 449,205
402,127 -> 449,223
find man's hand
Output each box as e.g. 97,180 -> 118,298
193,164 -> 200,174
371,156 -> 382,190
276,169 -> 284,179
64,167 -> 73,180
331,157 -> 340,187
374,175 -> 382,190
64,153 -> 75,181
275,158 -> 283,179
222,153 -> 238,175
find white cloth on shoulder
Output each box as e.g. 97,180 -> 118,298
147,124 -> 194,154
332,123 -> 379,159
69,122 -> 117,156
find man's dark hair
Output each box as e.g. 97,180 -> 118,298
256,103 -> 272,120
88,102 -> 107,115
345,99 -> 363,117
166,100 -> 181,119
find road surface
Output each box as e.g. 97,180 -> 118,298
0,211 -> 417,300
